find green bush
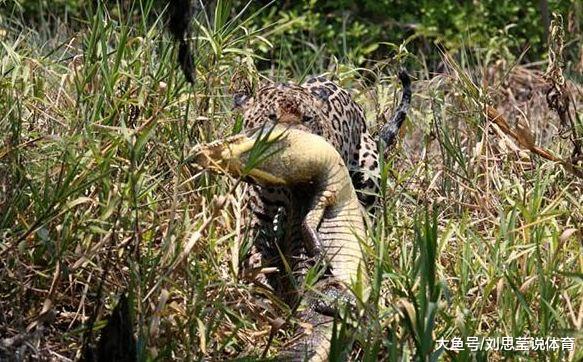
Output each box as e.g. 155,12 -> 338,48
238,0 -> 578,68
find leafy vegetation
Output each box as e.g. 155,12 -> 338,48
0,0 -> 581,361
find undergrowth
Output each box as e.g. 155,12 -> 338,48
0,1 -> 581,361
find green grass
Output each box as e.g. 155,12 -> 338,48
1,1 -> 582,361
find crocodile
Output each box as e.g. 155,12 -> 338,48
190,124 -> 369,361
232,72 -> 411,299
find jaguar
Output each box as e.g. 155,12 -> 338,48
232,71 -> 412,293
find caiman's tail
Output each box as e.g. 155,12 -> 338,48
379,70 -> 412,153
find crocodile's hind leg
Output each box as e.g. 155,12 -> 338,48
282,279 -> 357,362
301,188 -> 337,261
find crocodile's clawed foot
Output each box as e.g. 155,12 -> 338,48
282,280 -> 358,361
309,281 -> 357,318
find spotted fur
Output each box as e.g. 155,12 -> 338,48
237,76 -> 392,206
234,72 -> 412,290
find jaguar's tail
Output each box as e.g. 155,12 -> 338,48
379,70 -> 412,153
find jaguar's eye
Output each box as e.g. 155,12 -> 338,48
302,115 -> 313,123
268,113 -> 277,121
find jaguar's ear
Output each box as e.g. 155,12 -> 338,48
232,92 -> 252,111
229,69 -> 257,112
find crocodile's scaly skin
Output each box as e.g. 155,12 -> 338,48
191,125 -> 369,361
234,73 -> 410,293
